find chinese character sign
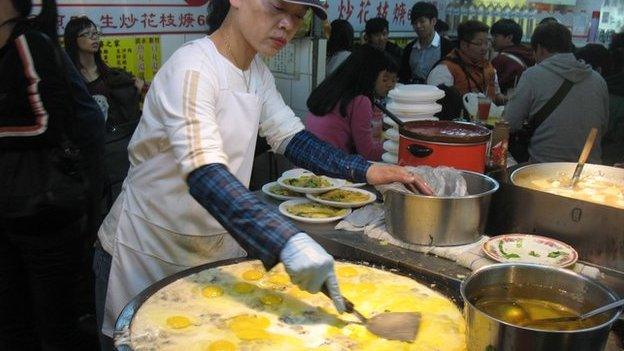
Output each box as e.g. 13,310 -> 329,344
100,36 -> 162,81
328,0 -> 446,33
51,3 -> 209,35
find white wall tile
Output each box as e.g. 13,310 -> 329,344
159,35 -> 187,63
274,77 -> 292,106
291,74 -> 311,112
295,38 -> 312,75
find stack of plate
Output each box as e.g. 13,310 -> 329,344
382,84 -> 445,164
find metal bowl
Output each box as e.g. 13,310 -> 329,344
461,263 -> 621,351
383,171 -> 499,246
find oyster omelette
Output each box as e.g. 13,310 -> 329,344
128,261 -> 466,351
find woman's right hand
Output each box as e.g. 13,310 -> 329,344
365,163 -> 434,195
280,233 -> 346,313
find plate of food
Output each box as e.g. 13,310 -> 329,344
280,168 -> 314,179
342,180 -> 367,188
482,234 -> 578,268
277,174 -> 345,194
278,199 -> 351,223
261,181 -> 303,201
306,187 -> 376,208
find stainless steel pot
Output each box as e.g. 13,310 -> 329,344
461,263 -> 621,351
383,171 -> 499,246
511,162 -> 624,194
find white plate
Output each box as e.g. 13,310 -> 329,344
388,84 -> 445,103
383,140 -> 399,153
381,152 -> 398,164
383,116 -> 438,128
387,101 -> 443,115
281,168 -> 313,178
383,127 -> 399,142
261,181 -> 303,201
343,180 -> 367,188
277,175 -> 345,194
482,234 -> 578,268
279,199 -> 352,223
306,187 -> 377,208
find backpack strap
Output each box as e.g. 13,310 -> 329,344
528,78 -> 574,132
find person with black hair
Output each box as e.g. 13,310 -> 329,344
64,16 -> 146,215
428,20 -> 504,104
64,17 -> 145,129
576,38 -> 624,165
306,45 -> 398,161
399,1 -> 453,84
505,22 -> 608,163
363,17 -> 402,65
0,0 -> 104,349
326,19 -> 353,76
92,0 -> 431,348
490,19 -> 534,94
539,16 -> 558,25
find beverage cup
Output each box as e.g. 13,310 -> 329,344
477,96 -> 492,120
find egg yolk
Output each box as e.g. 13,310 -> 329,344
206,340 -> 236,351
242,269 -> 264,281
268,274 -> 290,286
260,294 -> 283,305
166,315 -> 191,329
228,314 -> 270,330
202,285 -> 224,298
228,315 -> 271,340
233,282 -> 255,294
336,266 -> 358,278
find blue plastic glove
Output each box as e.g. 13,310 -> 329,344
280,233 -> 346,313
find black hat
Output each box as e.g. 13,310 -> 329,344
283,0 -> 328,20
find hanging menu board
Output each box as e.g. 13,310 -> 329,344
100,36 -> 162,81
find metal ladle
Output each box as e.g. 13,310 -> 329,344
570,128 -> 598,188
520,298 -> 624,327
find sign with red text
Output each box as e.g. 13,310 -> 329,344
327,0 -> 444,33
36,0 -> 210,35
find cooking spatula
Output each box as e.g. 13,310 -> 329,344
321,285 -> 421,342
570,128 -> 598,188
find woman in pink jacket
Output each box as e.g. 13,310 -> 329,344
305,45 -> 398,161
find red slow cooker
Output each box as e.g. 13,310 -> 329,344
398,121 -> 491,173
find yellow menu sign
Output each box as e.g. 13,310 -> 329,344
100,36 -> 161,81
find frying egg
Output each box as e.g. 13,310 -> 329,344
131,261 -> 466,351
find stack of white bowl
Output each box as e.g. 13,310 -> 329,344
381,84 -> 445,164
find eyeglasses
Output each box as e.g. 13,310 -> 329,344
78,31 -> 102,40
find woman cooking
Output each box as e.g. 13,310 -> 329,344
93,0 -> 431,348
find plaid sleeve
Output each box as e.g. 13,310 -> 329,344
187,163 -> 301,269
284,130 -> 371,183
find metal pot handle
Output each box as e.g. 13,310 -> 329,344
408,144 -> 433,158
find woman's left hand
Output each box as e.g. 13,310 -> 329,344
365,164 -> 434,195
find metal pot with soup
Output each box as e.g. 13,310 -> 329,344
461,263 -> 621,351
511,163 -> 624,210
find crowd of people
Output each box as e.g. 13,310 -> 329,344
320,2 -> 623,165
1,0 -> 623,349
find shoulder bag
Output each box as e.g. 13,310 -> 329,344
508,79 -> 574,163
